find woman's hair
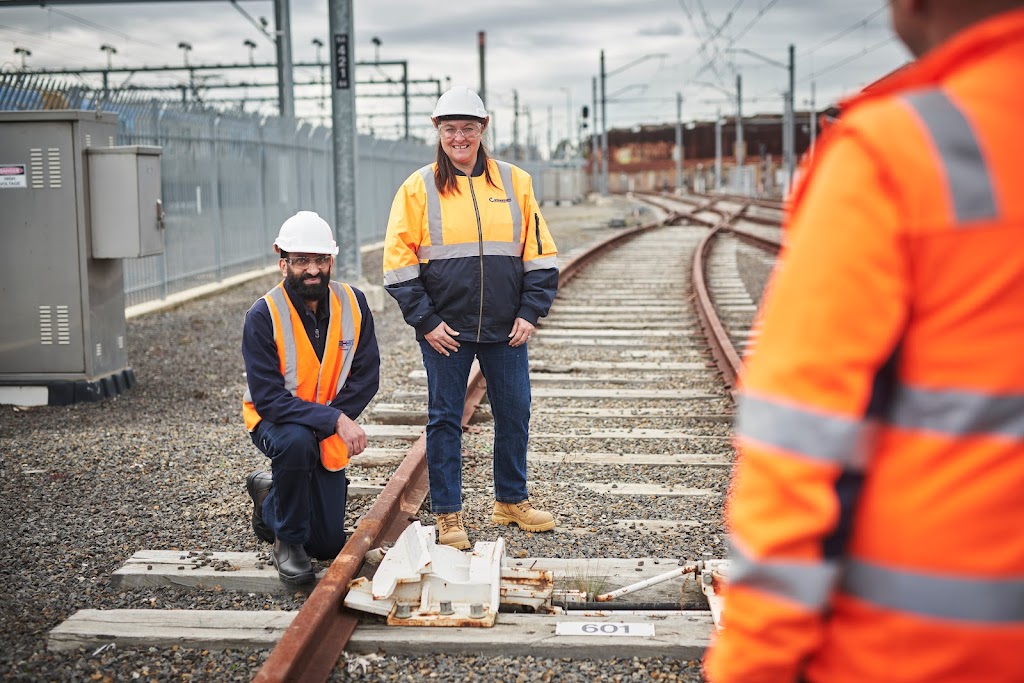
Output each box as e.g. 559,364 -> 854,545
433,120 -> 499,197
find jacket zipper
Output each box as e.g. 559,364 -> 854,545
468,175 -> 485,342
535,212 -> 544,254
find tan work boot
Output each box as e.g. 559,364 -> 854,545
491,500 -> 556,532
435,512 -> 470,550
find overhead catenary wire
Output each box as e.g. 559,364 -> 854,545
802,4 -> 889,56
803,35 -> 899,82
40,4 -> 150,47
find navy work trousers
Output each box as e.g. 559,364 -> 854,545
250,420 -> 348,561
419,339 -> 531,514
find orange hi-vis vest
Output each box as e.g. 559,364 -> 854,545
705,9 -> 1024,683
242,281 -> 362,471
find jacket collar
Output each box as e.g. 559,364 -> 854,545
453,154 -> 487,177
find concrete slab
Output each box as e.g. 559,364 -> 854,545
530,360 -> 710,372
529,451 -> 731,467
531,407 -> 731,420
537,337 -> 697,347
407,370 -> 674,386
530,388 -> 721,400
531,428 -> 729,439
537,329 -> 694,338
577,484 -> 718,497
393,388 -> 722,402
47,609 -> 713,659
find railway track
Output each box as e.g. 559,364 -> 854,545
40,194 -> 783,681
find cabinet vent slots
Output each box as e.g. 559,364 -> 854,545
30,148 -> 44,189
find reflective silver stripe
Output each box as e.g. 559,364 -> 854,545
736,393 -> 871,469
888,383 -> 1024,438
729,541 -> 840,610
902,90 -> 997,223
417,164 -> 444,247
329,282 -> 358,399
266,287 -> 298,394
493,160 -> 523,244
383,263 -> 421,286
418,241 -> 524,260
524,255 -> 558,272
843,558 -> 1024,623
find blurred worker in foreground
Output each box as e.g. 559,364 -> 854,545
242,211 -> 380,585
705,2 -> 1024,681
383,86 -> 559,549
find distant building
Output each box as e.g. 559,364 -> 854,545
584,111 -> 817,197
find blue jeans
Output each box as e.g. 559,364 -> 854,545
250,420 -> 348,561
419,339 -> 531,513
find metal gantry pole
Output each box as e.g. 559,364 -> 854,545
513,89 -> 520,161
786,43 -> 796,185
478,31 -> 486,109
274,0 -> 295,119
675,92 -> 683,194
735,74 -> 744,171
328,0 -> 359,280
401,61 -> 409,140
591,76 -> 599,195
715,109 -> 723,192
809,79 -> 817,154
600,50 -> 608,196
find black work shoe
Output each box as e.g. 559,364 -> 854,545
272,539 -> 315,585
245,471 -> 274,544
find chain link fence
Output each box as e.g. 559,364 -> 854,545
1,71 -> 432,306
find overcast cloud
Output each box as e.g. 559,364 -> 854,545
0,0 -> 909,147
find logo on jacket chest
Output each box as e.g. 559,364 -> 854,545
488,196 -> 512,203
339,338 -> 354,350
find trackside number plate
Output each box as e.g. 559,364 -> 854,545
555,622 -> 655,637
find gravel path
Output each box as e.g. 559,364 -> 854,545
1,195 -> 713,682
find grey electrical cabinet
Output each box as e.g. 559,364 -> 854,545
89,145 -> 164,258
0,110 -> 163,406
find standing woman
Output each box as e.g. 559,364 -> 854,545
383,86 -> 559,549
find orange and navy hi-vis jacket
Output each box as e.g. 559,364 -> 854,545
705,9 -> 1024,683
383,156 -> 558,342
242,281 -> 361,471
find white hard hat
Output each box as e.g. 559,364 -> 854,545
432,85 -> 489,120
274,211 -> 339,255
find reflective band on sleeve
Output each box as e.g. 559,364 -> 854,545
843,558 -> 1024,623
729,541 -> 840,610
902,90 -> 997,223
417,165 -> 444,247
418,241 -> 524,260
887,383 -> 1024,438
736,393 -> 871,469
494,160 -> 523,244
383,263 -> 421,286
524,255 -> 558,272
266,287 -> 298,394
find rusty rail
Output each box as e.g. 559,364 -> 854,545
726,225 -> 782,253
691,205 -> 751,391
637,192 -> 782,390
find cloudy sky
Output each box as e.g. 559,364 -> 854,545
1,0 -> 909,149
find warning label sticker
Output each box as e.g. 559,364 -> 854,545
0,164 -> 27,189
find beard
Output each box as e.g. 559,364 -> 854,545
286,267 -> 331,302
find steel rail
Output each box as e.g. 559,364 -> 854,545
726,225 -> 782,253
691,205 -> 752,392
253,204 -> 718,682
700,191 -> 786,212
